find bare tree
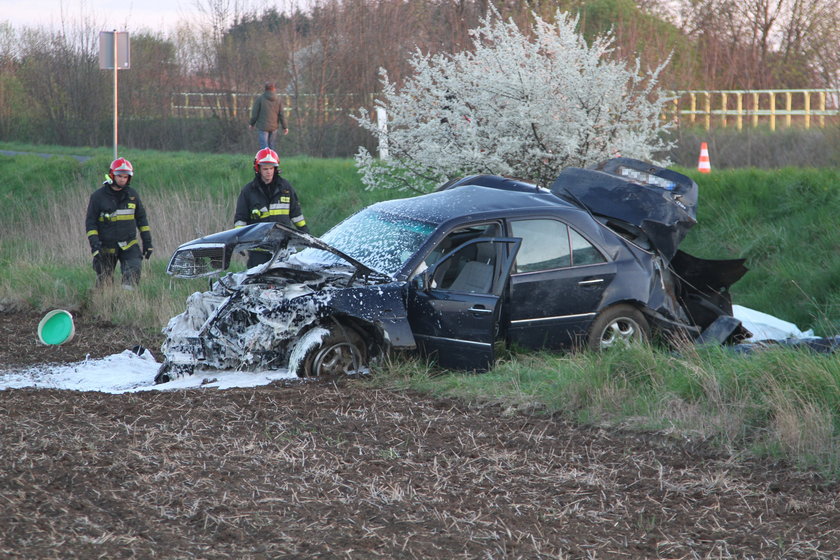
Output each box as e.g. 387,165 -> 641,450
656,0 -> 840,88
12,19 -> 109,145
777,0 -> 840,87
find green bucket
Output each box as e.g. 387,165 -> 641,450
38,310 -> 75,345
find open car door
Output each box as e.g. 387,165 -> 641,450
408,237 -> 520,371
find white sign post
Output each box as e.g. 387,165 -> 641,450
99,31 -> 130,160
375,106 -> 388,159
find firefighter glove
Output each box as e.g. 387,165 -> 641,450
143,247 -> 153,260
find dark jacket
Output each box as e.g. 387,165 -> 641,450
85,183 -> 152,254
249,90 -> 286,132
234,174 -> 308,233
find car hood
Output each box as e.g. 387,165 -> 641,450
166,222 -> 386,280
550,158 -> 698,261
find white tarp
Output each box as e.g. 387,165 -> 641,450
733,305 -> 815,342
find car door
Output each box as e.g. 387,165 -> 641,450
408,237 -> 520,371
506,218 -> 615,349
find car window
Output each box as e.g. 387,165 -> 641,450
570,229 -> 606,265
423,222 -> 502,269
432,240 -> 498,293
297,208 -> 436,276
510,219 -> 571,273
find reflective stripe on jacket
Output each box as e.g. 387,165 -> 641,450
233,175 -> 308,233
85,183 -> 152,252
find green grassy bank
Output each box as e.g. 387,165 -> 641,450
1,143 -> 838,475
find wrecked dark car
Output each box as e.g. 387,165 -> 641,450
156,157 -> 749,383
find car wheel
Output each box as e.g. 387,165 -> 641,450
295,326 -> 367,378
154,361 -> 194,384
586,304 -> 650,351
154,362 -> 172,384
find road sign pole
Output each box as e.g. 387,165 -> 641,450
99,31 -> 129,161
113,30 -> 118,160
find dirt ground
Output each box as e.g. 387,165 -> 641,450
1,312 -> 839,559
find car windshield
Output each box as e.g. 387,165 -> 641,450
294,208 -> 437,276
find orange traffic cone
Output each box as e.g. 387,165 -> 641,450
697,142 -> 711,173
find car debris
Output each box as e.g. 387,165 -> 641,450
156,157 -> 751,383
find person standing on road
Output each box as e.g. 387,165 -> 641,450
249,81 -> 288,151
85,157 -> 153,289
234,148 -> 309,268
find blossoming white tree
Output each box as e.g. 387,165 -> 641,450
354,9 -> 673,192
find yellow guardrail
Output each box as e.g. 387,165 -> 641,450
170,92 -> 374,118
668,89 -> 840,130
172,90 -> 840,131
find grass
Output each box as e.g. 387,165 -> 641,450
370,343 -> 840,475
676,165 -> 840,334
1,142 -> 839,475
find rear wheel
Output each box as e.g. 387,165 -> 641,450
295,326 -> 367,378
586,304 -> 650,351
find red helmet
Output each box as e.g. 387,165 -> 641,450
253,148 -> 280,173
109,157 -> 134,182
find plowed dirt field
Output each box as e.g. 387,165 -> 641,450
1,312 -> 837,558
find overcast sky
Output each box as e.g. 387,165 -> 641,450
0,0 -> 247,33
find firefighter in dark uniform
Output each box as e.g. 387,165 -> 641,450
85,157 -> 153,288
234,148 -> 309,268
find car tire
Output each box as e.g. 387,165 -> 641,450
154,362 -> 172,384
295,326 -> 367,378
154,361 -> 194,384
586,304 -> 650,351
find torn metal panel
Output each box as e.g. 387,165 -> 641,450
550,158 -> 698,261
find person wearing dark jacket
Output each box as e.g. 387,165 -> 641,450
85,157 -> 153,288
234,148 -> 309,268
249,81 -> 288,151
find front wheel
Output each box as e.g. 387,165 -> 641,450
293,326 -> 367,378
586,304 -> 650,351
154,361 -> 194,384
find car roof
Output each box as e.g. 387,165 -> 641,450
367,184 -> 582,226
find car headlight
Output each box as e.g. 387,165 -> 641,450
167,244 -> 227,278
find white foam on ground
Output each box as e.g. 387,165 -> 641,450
0,306 -> 816,393
0,348 -> 295,394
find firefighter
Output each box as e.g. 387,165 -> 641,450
234,148 -> 309,268
85,157 -> 153,288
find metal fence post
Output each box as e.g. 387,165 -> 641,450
785,92 -> 792,128
804,91 -> 810,129
689,93 -> 696,125
820,91 -> 826,128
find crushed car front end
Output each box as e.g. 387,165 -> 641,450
156,220 -> 422,383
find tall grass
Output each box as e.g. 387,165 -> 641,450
371,344 -> 840,474
4,147 -> 835,333
1,145 -> 838,474
669,126 -> 840,169
0,146 -> 403,325
677,166 -> 840,334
